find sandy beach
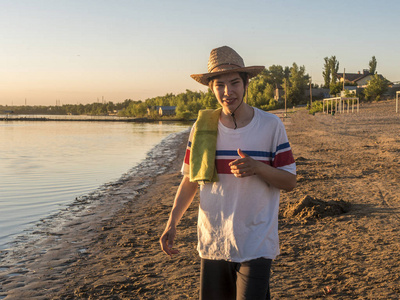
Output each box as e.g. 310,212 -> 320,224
1,100 -> 399,299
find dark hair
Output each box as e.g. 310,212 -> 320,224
208,72 -> 249,91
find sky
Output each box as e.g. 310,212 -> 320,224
1,0 -> 400,106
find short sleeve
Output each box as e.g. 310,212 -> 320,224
181,125 -> 195,176
272,122 -> 296,175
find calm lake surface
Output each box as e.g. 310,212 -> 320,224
0,120 -> 190,250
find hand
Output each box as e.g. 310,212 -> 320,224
160,226 -> 180,257
229,149 -> 258,178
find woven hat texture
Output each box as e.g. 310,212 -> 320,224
191,46 -> 264,86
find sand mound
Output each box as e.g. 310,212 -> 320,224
281,195 -> 351,222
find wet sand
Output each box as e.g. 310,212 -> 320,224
1,100 -> 399,299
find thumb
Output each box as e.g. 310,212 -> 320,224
237,149 -> 248,158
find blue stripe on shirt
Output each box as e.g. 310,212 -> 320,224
189,143 -> 291,160
216,150 -> 273,158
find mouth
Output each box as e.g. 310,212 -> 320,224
223,98 -> 237,105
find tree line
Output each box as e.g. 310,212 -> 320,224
0,101 -> 130,116
1,62 -> 311,119
1,56 -> 391,119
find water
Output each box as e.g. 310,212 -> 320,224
0,120 -> 190,250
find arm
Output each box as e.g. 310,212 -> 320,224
160,175 -> 198,257
229,149 -> 296,192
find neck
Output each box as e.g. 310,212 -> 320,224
221,103 -> 254,129
229,99 -> 243,129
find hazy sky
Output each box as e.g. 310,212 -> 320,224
1,0 -> 399,106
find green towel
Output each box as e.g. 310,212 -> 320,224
190,108 -> 222,183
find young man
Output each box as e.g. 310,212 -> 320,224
160,46 -> 296,300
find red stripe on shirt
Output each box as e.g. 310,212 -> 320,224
184,150 -> 292,174
272,150 -> 295,168
184,149 -> 190,165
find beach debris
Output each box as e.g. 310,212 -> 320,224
78,248 -> 88,255
281,195 -> 350,222
323,285 -> 332,295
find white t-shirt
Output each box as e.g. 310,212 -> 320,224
182,108 -> 296,262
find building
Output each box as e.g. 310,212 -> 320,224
336,69 -> 387,87
158,106 -> 176,116
147,106 -> 176,116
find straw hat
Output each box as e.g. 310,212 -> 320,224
190,46 -> 265,86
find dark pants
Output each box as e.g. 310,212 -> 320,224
200,257 -> 272,300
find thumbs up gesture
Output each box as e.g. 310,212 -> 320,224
229,149 -> 258,178
237,149 -> 248,159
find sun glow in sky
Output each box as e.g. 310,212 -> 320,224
1,0 -> 399,106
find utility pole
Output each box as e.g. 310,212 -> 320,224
309,77 -> 312,106
343,68 -> 345,91
284,80 -> 287,117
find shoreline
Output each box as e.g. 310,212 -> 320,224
1,100 -> 399,299
0,121 -> 191,252
0,129 -> 192,299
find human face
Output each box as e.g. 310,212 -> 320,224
212,72 -> 246,114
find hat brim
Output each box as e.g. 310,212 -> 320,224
190,66 -> 265,86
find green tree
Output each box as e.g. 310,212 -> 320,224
77,104 -> 85,115
369,56 -> 377,74
322,56 -> 339,87
202,89 -> 218,109
364,74 -> 389,101
329,56 -> 339,85
284,63 -> 309,106
329,81 -> 342,96
122,101 -> 148,117
322,57 -> 331,88
265,65 -> 284,89
247,73 -> 268,108
284,66 -> 290,80
116,99 -> 133,111
246,65 -> 286,109
106,101 -> 115,114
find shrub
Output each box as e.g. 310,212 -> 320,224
308,100 -> 324,115
176,111 -> 194,120
364,74 -> 390,101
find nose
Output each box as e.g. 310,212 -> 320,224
224,84 -> 231,96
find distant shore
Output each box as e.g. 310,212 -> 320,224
0,115 -> 189,122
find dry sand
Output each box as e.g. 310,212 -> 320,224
0,100 -> 399,299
